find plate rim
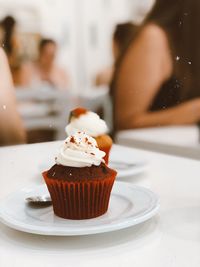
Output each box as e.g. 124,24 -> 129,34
109,160 -> 149,178
0,182 -> 159,236
109,145 -> 149,178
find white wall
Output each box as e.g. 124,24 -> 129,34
0,0 -> 154,91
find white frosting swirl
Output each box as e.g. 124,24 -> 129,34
56,132 -> 105,167
65,111 -> 108,137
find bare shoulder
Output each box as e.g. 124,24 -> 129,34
125,23 -> 171,66
136,23 -> 170,52
126,23 -> 172,78
141,23 -> 167,38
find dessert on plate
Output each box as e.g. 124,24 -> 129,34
66,107 -> 112,164
42,131 -> 117,220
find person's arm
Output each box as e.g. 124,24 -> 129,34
115,24 -> 200,130
59,68 -> 71,89
95,67 -> 113,86
128,99 -> 200,128
13,62 -> 34,87
0,48 -> 26,145
48,67 -> 71,90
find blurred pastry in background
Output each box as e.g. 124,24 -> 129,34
66,107 -> 113,164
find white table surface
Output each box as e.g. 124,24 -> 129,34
117,125 -> 200,160
0,141 -> 200,267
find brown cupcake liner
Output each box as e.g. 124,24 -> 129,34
43,172 -> 116,220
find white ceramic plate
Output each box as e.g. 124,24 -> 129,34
109,146 -> 148,178
0,182 -> 159,236
109,160 -> 148,178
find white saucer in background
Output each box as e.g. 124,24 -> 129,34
109,159 -> 148,178
109,145 -> 149,178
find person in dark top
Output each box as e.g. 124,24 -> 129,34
112,0 -> 200,131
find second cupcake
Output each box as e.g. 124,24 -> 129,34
65,107 -> 113,164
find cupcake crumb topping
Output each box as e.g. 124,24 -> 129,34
70,107 -> 88,119
56,132 -> 106,168
69,136 -> 76,143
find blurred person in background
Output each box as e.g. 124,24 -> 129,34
15,38 -> 70,90
112,0 -> 200,131
0,48 -> 26,145
0,15 -> 19,67
95,22 -> 138,87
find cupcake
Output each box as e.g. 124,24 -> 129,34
42,131 -> 117,220
66,107 -> 112,164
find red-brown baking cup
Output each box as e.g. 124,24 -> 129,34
99,145 -> 112,165
42,171 -> 116,220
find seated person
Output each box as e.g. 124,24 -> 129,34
95,22 -> 138,87
0,48 -> 26,145
14,38 -> 70,90
111,0 -> 200,131
0,15 -> 20,68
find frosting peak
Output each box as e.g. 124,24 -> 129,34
56,132 -> 105,167
66,110 -> 108,137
